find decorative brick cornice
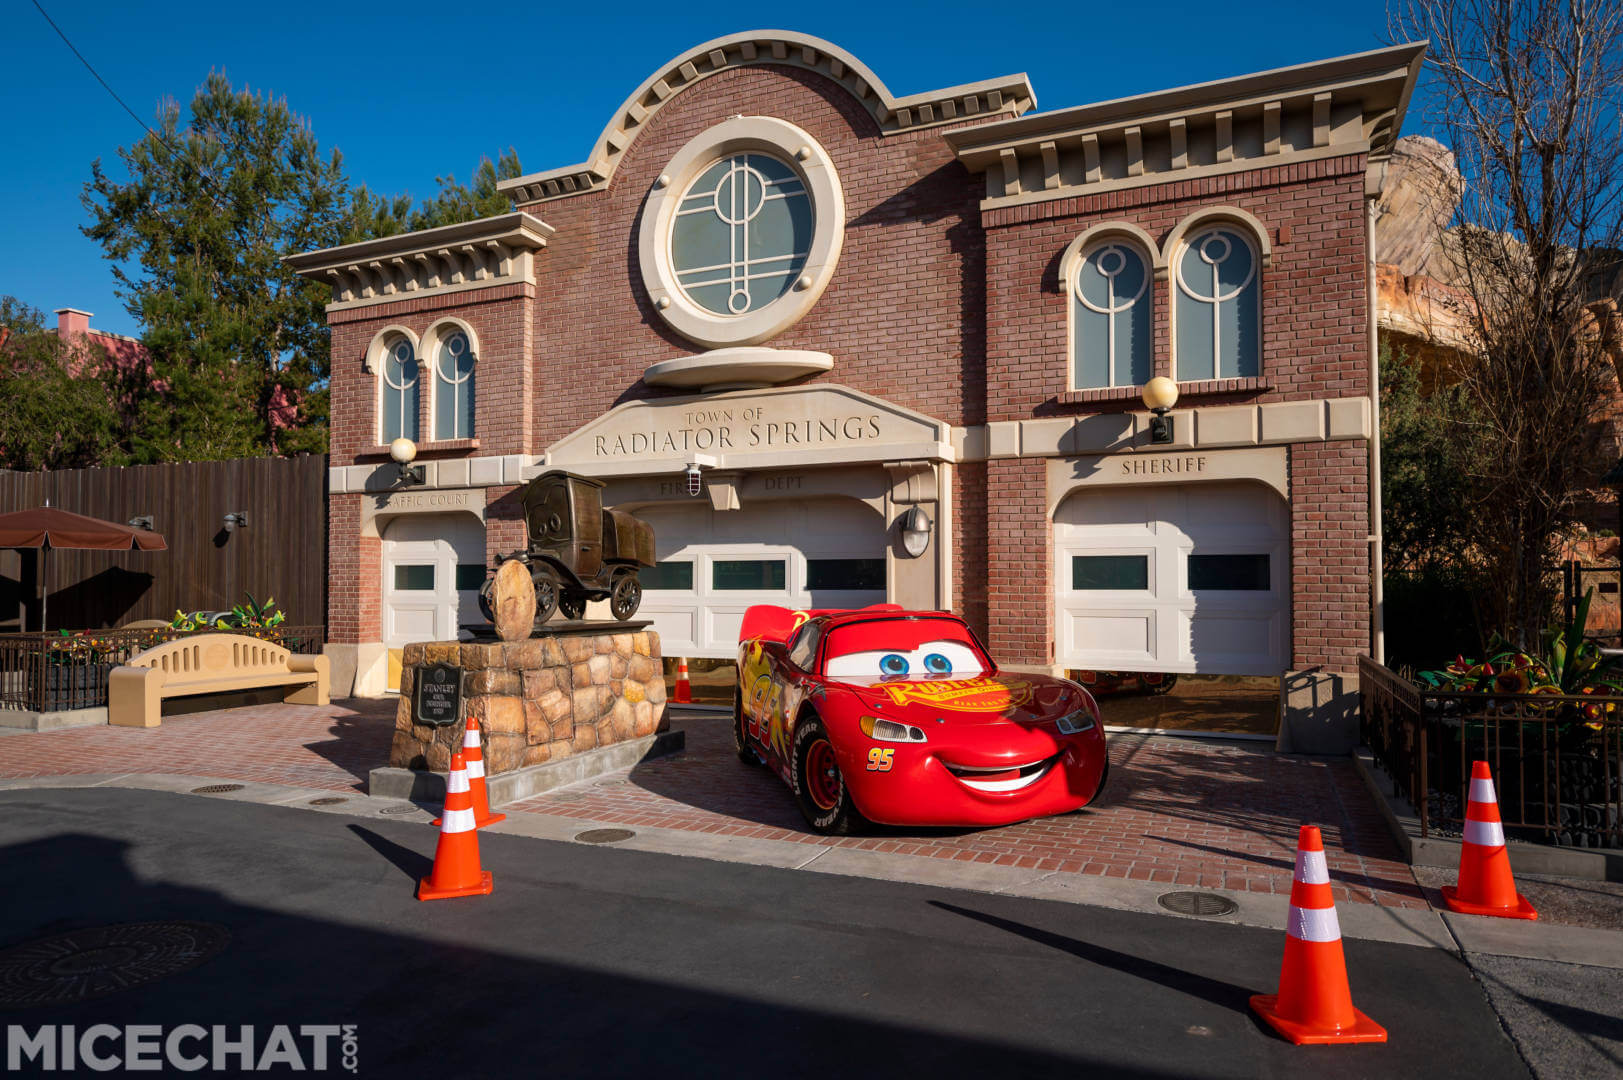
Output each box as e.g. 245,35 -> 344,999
287,214 -> 553,313
497,30 -> 1037,206
980,154 -> 1367,228
325,282 -> 533,325
948,42 -> 1424,211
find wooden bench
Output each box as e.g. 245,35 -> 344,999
109,633 -> 329,728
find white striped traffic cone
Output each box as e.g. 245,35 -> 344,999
433,718 -> 505,827
1250,825 -> 1386,1045
417,751 -> 494,902
1441,760 -> 1537,920
674,658 -> 692,704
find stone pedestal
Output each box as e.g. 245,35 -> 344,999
391,626 -> 668,775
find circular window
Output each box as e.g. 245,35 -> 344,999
639,117 -> 845,349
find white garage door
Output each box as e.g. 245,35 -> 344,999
1054,482 -> 1288,676
635,498 -> 888,658
381,514 -> 486,690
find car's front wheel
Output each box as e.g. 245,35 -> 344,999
791,715 -> 864,835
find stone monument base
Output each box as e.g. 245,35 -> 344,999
390,626 -> 669,780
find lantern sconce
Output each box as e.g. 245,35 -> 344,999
899,506 -> 933,558
1141,377 -> 1180,445
685,461 -> 704,497
390,437 -> 426,487
127,515 -> 155,531
222,512 -> 248,533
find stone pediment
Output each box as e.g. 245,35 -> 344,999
544,383 -> 952,476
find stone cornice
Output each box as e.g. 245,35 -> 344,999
496,30 -> 1037,206
286,213 -> 555,312
945,42 -> 1425,210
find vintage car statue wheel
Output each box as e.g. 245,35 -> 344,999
733,687 -> 761,765
791,714 -> 864,835
558,594 -> 587,621
530,565 -> 560,625
476,576 -> 496,623
609,570 -> 642,621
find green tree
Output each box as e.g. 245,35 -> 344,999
0,296 -> 123,469
82,74 -> 351,461
1379,341 -> 1475,572
346,148 -> 523,240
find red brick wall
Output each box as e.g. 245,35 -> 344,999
1290,440 -> 1371,670
982,155 -> 1370,422
983,457 -> 1052,665
327,285 -> 534,464
954,462 -> 989,638
327,493 -> 377,645
516,64 -> 988,446
483,484 -> 525,566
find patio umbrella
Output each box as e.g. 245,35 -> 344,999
0,506 -> 167,631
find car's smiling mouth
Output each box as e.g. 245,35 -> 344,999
941,754 -> 1059,793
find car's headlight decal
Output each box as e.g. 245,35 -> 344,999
859,716 -> 928,743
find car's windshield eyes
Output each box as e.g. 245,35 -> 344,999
824,640 -> 985,680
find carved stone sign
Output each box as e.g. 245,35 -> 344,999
546,384 -> 952,472
1047,446 -> 1289,507
413,662 -> 463,727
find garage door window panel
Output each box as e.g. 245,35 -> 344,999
713,559 -> 787,591
640,561 -> 695,590
807,558 -> 886,591
1188,553 -> 1271,591
1071,554 -> 1150,591
454,564 -> 486,592
394,565 -> 435,591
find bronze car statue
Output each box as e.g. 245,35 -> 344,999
478,471 -> 655,626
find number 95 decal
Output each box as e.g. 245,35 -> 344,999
866,747 -> 895,772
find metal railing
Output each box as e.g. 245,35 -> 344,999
1359,655 -> 1622,849
0,626 -> 325,713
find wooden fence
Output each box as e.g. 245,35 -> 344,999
0,456 -> 327,634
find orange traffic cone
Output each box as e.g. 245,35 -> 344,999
1250,825 -> 1387,1045
433,718 -> 505,827
417,751 -> 494,901
1442,761 -> 1538,920
674,657 -> 692,704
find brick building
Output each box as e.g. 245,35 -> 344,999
291,31 -> 1424,745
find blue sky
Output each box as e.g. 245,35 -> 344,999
5,1 -> 1417,338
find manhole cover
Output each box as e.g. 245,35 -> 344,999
190,784 -> 244,795
1156,891 -> 1238,918
309,797 -> 347,806
378,805 -> 419,816
0,922 -> 229,1007
575,828 -> 635,844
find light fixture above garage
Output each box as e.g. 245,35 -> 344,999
390,437 -> 426,487
1141,377 -> 1180,445
899,507 -> 933,558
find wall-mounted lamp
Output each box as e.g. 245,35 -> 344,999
222,512 -> 248,533
127,515 -> 154,531
899,506 -> 933,558
390,437 -> 426,486
1141,377 -> 1180,445
685,461 -> 704,497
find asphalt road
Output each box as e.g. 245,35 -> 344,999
0,788 -> 1531,1079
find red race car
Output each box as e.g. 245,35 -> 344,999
734,604 -> 1109,834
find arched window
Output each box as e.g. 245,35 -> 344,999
380,336 -> 419,442
1174,225 -> 1260,380
1072,241 -> 1152,389
434,330 -> 475,441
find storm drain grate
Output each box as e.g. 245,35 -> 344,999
1156,891 -> 1238,918
378,805 -> 419,816
0,922 -> 230,1007
575,828 -> 636,845
190,784 -> 244,795
309,797 -> 348,806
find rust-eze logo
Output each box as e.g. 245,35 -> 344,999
872,677 -> 1033,712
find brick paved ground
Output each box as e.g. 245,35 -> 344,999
510,711 -> 1429,909
1,699 -> 1426,909
0,700 -> 396,792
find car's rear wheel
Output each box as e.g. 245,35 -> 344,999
791,715 -> 863,835
733,687 -> 760,766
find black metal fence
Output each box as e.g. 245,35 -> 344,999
1563,559 -> 1621,642
1360,655 -> 1622,849
0,626 -> 325,713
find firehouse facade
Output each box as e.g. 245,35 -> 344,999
293,31 -> 1424,740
